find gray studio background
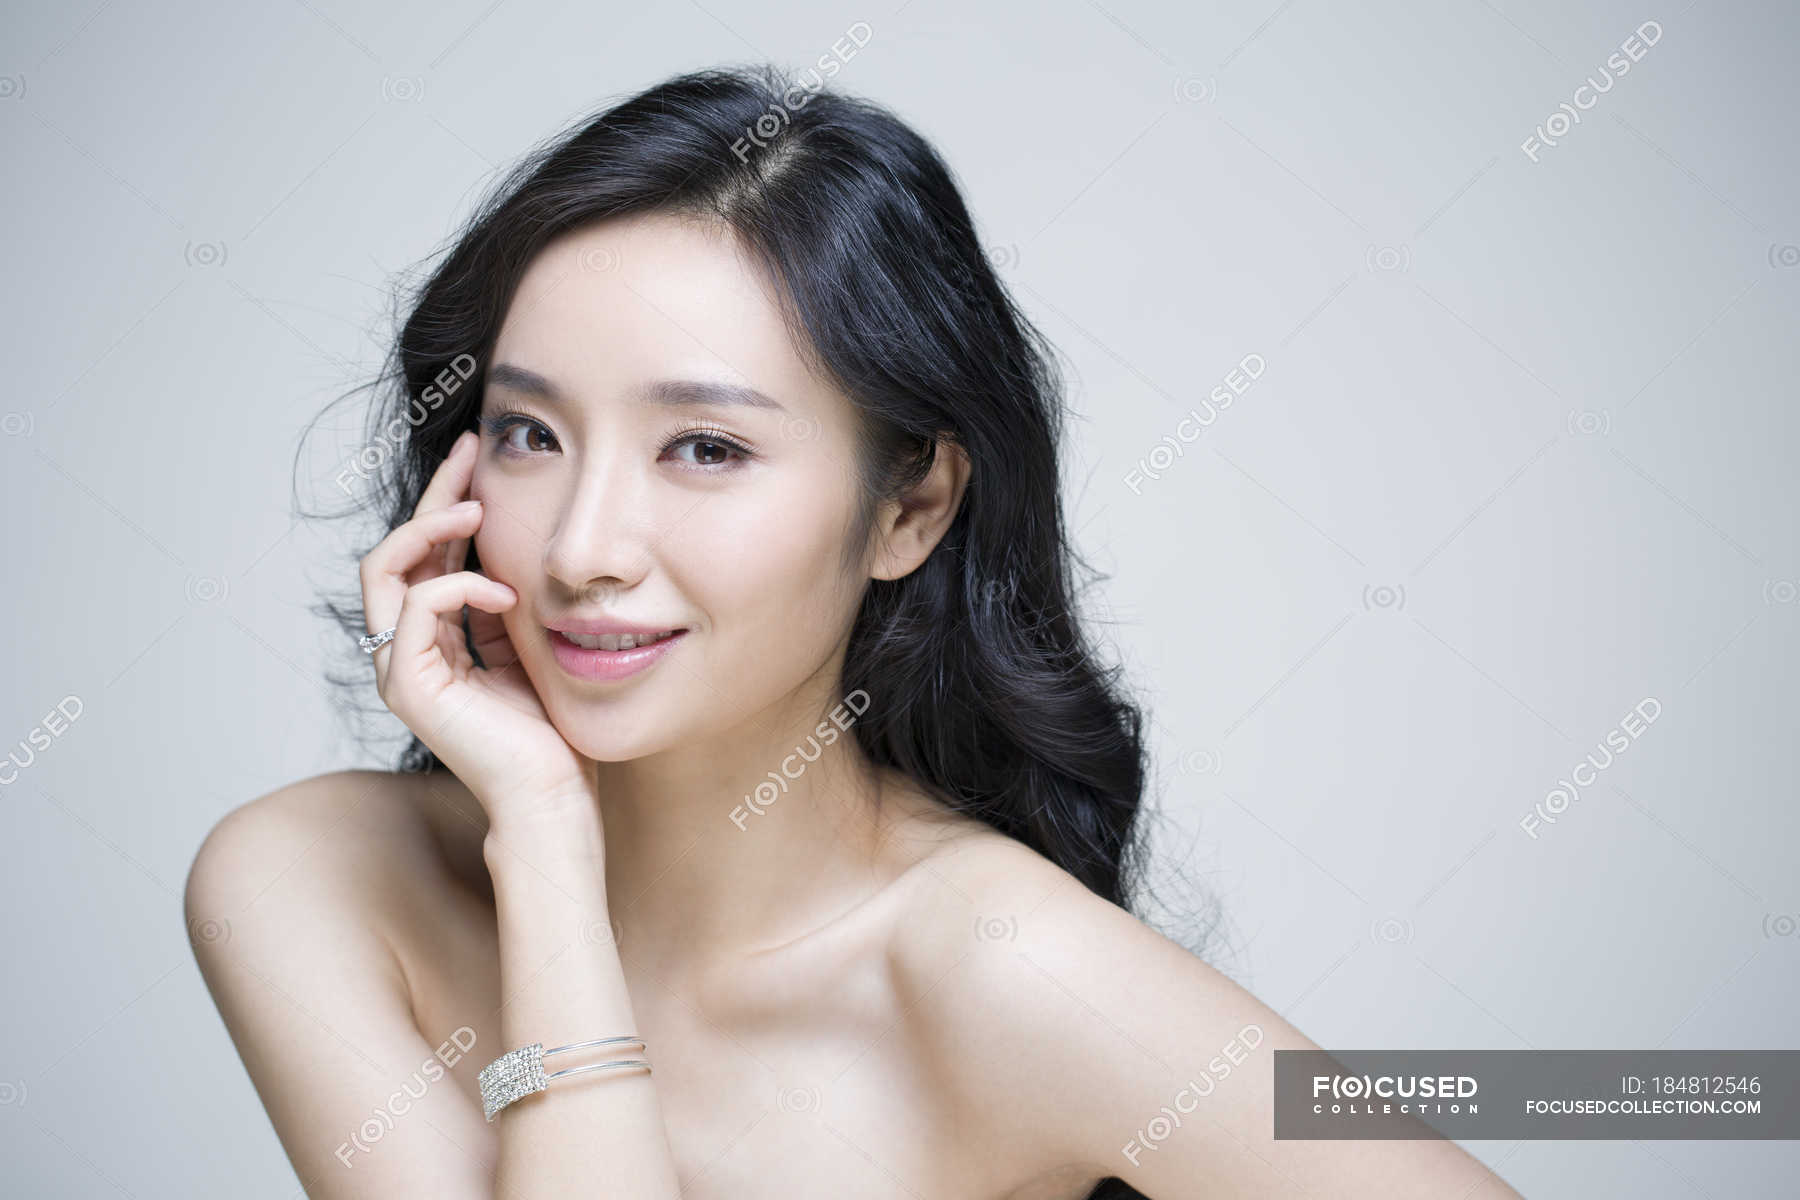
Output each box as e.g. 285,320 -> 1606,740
4,1 -> 1795,1196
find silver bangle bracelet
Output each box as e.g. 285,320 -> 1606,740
478,1035 -> 651,1121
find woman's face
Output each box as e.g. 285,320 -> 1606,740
469,212 -> 873,761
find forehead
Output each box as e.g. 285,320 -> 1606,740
491,212 -> 821,413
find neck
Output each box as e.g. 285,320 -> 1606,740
591,681 -> 904,983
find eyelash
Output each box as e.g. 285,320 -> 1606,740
478,410 -> 754,470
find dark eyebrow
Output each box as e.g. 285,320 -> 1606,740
485,363 -> 786,414
638,377 -> 787,413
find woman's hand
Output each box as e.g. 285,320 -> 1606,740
360,428 -> 598,825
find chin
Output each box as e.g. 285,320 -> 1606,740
542,694 -> 683,764
565,729 -> 663,764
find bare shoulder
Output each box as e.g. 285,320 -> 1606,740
186,767 -> 487,919
883,835 -> 1132,1191
191,768 -> 401,877
887,831 -> 1163,1003
183,768 -> 427,1007
183,770 -> 493,1197
886,835 -> 1521,1199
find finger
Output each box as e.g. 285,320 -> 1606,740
379,571 -> 518,698
424,430 -> 481,580
416,428 -> 481,517
441,521 -> 472,577
360,500 -> 485,639
466,607 -> 519,671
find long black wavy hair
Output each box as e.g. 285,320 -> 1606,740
302,63 -> 1219,1200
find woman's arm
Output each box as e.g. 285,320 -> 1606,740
338,427 -> 684,1191
185,775 -> 497,1198
188,776 -> 685,1197
479,798 -> 682,1197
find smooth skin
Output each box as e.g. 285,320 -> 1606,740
186,212 -> 1522,1198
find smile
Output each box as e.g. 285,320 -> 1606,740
556,629 -> 682,651
547,627 -> 688,681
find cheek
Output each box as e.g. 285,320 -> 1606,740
671,473 -> 860,629
467,467 -> 539,582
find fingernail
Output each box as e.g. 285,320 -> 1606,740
453,499 -> 481,511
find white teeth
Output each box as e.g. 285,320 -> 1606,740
561,629 -> 679,651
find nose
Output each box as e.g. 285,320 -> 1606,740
542,455 -> 656,600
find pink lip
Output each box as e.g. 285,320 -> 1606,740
547,627 -> 687,681
548,614 -> 687,636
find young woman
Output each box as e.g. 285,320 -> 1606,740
186,65 -> 1519,1199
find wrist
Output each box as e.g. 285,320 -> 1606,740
482,796 -> 606,868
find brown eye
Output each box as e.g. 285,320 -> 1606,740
688,440 -> 729,465
513,424 -> 555,453
482,412 -> 559,455
663,430 -> 751,470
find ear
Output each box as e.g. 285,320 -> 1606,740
868,436 -> 971,582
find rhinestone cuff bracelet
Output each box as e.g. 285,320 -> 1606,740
478,1035 -> 651,1121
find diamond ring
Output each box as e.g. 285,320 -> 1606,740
359,627 -> 397,654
